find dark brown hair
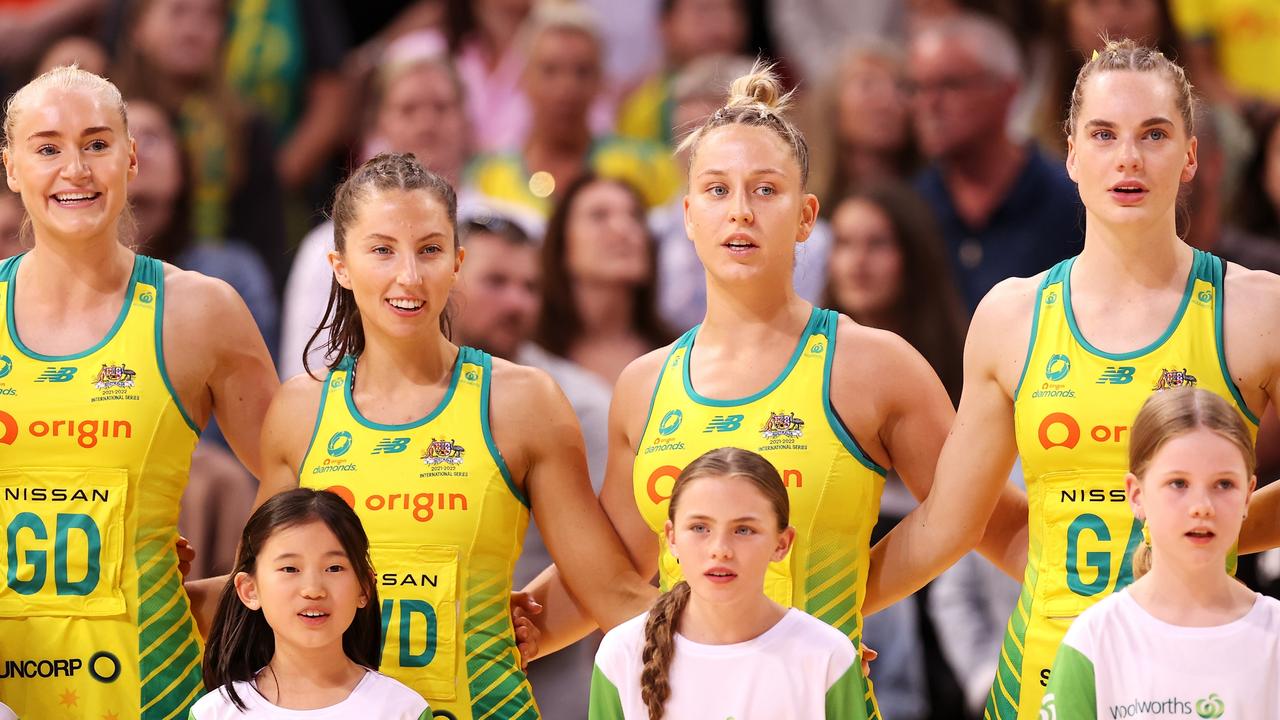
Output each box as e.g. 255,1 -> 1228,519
640,447 -> 789,720
821,182 -> 966,403
678,59 -> 810,186
201,488 -> 382,710
1129,388 -> 1255,578
535,172 -> 671,357
304,152 -> 458,378
1234,110 -> 1280,237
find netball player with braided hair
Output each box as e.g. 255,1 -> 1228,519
0,66 -> 277,718
588,447 -> 863,719
526,60 -> 1030,719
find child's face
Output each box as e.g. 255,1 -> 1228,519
1127,428 -> 1255,572
665,475 -> 795,604
234,520 -> 369,653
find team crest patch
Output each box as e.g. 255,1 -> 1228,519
93,363 -> 136,389
761,412 -> 805,439
422,438 -> 465,465
1153,367 -> 1197,391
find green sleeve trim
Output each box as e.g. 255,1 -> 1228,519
342,351 -> 461,431
296,360 -> 338,477
588,664 -> 627,720
1044,642 -> 1097,720
417,710 -> 431,720
1012,266 -> 1058,402
151,256 -> 200,435
1209,252 -> 1261,426
821,309 -> 887,476
637,331 -> 693,448
824,659 -> 870,719
479,348 -> 530,508
0,252 -> 22,280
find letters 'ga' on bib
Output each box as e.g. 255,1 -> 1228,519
299,348 -> 535,720
0,253 -> 202,719
633,307 -> 886,720
991,249 -> 1258,720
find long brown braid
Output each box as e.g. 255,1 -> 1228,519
636,447 -> 789,719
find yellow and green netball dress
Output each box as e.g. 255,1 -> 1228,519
299,349 -> 534,720
0,253 -> 203,719
990,249 -> 1258,720
632,307 -> 886,720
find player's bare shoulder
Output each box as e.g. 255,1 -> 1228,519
969,273 -> 1044,392
1221,262 -> 1280,385
1223,261 -> 1280,326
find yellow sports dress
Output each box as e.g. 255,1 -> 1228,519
0,253 -> 203,719
299,349 -> 535,720
632,307 -> 886,720
989,249 -> 1257,719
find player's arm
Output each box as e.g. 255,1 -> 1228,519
517,351 -> 664,655
861,281 -> 1033,614
165,270 -> 279,478
183,374 -> 318,635
1233,270 -> 1280,552
497,361 -> 657,655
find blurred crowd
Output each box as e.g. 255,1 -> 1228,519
3,0 -> 1280,718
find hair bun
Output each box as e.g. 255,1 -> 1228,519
725,60 -> 791,114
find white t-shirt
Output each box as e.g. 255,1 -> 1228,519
189,670 -> 429,719
589,608 -> 866,720
1044,589 -> 1280,720
0,701 -> 16,720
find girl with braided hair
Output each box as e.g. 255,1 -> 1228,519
588,447 -> 864,719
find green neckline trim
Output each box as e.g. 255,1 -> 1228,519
5,252 -> 143,361
1061,251 -> 1199,361
681,306 -> 821,407
1012,267 -> 1058,401
342,349 -> 464,431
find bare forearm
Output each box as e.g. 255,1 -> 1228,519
184,575 -> 229,639
863,504 -> 982,616
521,565 -> 655,657
1241,481 -> 1280,553
974,483 -> 1029,580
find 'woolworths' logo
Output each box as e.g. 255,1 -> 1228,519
1196,694 -> 1224,719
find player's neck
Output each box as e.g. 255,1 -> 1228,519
357,331 -> 457,389
1073,225 -> 1192,298
700,280 -> 808,342
19,241 -> 134,309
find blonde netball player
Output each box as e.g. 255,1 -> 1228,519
873,40 -> 1280,719
1042,389 -> 1280,720
254,152 -> 654,720
527,62 -> 1031,720
0,67 -> 277,718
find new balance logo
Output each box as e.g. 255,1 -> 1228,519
1096,366 -> 1135,385
703,414 -> 744,433
35,367 -> 77,383
372,437 -> 411,455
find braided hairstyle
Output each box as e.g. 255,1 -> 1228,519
638,447 -> 790,719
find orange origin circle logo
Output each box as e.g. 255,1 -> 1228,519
646,465 -> 681,504
0,410 -> 17,445
1038,412 -> 1081,450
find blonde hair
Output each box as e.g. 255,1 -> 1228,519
639,447 -> 789,720
1129,388 -> 1255,578
1066,37 -> 1196,138
3,65 -> 127,153
677,60 -> 810,186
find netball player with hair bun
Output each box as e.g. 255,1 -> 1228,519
254,152 -> 656,720
526,60 -> 1032,720
887,39 -> 1280,719
0,66 -> 278,718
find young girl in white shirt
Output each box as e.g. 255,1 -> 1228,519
190,488 -> 429,719
589,447 -> 865,719
1044,388 -> 1280,719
